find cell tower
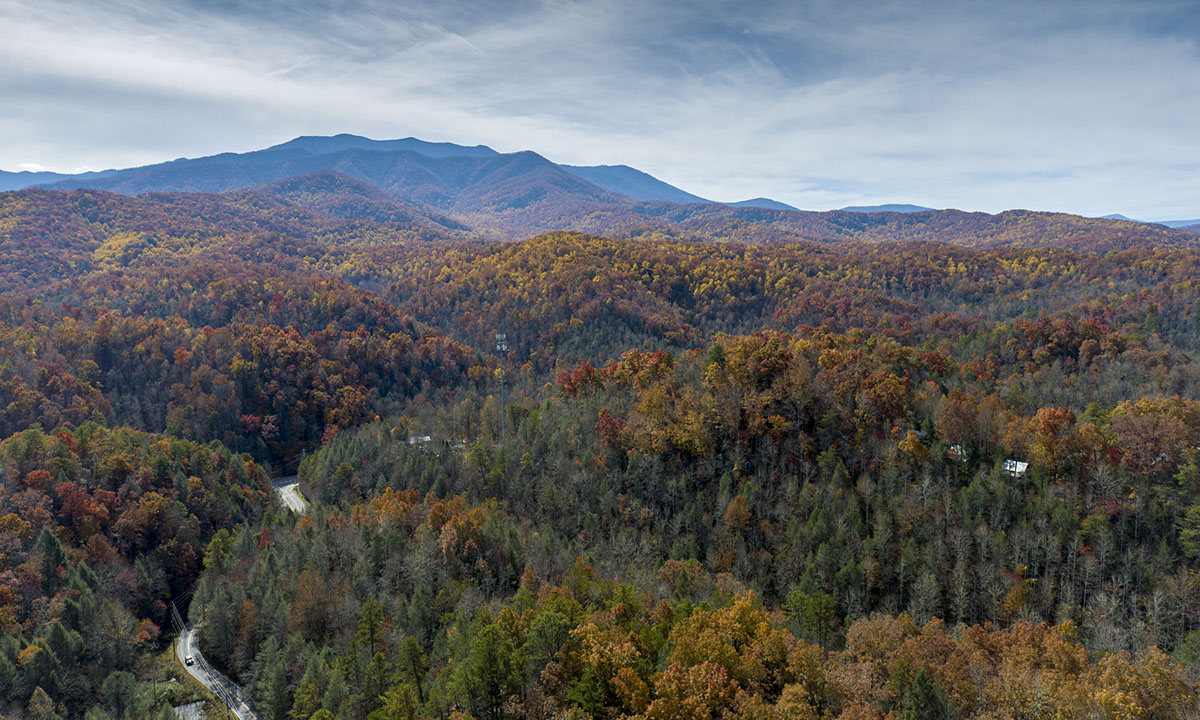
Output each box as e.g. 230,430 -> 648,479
495,332 -> 508,440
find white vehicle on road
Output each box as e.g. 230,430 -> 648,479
176,625 -> 259,720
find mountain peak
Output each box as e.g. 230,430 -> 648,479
265,134 -> 499,159
726,197 -> 798,211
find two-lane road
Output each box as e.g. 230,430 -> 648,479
272,476 -> 307,514
168,476 -> 306,717
170,476 -> 306,717
176,626 -> 259,720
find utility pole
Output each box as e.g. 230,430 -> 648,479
495,332 -> 508,440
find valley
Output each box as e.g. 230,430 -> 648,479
1,135 -> 1199,719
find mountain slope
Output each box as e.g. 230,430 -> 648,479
0,184 -> 465,293
36,146 -> 632,238
597,201 -> 1200,251
561,164 -> 709,203
243,170 -> 470,231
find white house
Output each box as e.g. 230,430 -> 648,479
1003,459 -> 1029,476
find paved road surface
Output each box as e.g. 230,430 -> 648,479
168,476 -> 306,717
176,626 -> 259,720
272,476 -> 307,514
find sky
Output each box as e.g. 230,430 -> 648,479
2,0 -> 1199,219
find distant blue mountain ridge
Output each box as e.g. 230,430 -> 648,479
5,136 -> 1198,230
1,134 -> 796,209
0,168 -> 121,191
1100,213 -> 1200,228
0,170 -> 70,191
267,134 -> 499,159
839,204 -> 933,213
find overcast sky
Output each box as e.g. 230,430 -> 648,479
2,0 -> 1198,218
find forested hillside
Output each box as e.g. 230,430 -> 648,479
1,175 -> 1199,719
0,424 -> 270,717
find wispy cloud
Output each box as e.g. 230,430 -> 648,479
1,0 -> 1198,218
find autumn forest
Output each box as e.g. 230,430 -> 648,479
2,145 -> 1200,720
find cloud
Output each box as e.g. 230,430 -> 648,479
1,0 -> 1198,218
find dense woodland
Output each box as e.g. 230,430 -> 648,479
1,180 -> 1199,718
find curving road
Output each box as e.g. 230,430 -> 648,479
169,476 -> 307,718
272,476 -> 307,514
176,625 -> 259,720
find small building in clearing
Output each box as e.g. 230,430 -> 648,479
1003,459 -> 1029,477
